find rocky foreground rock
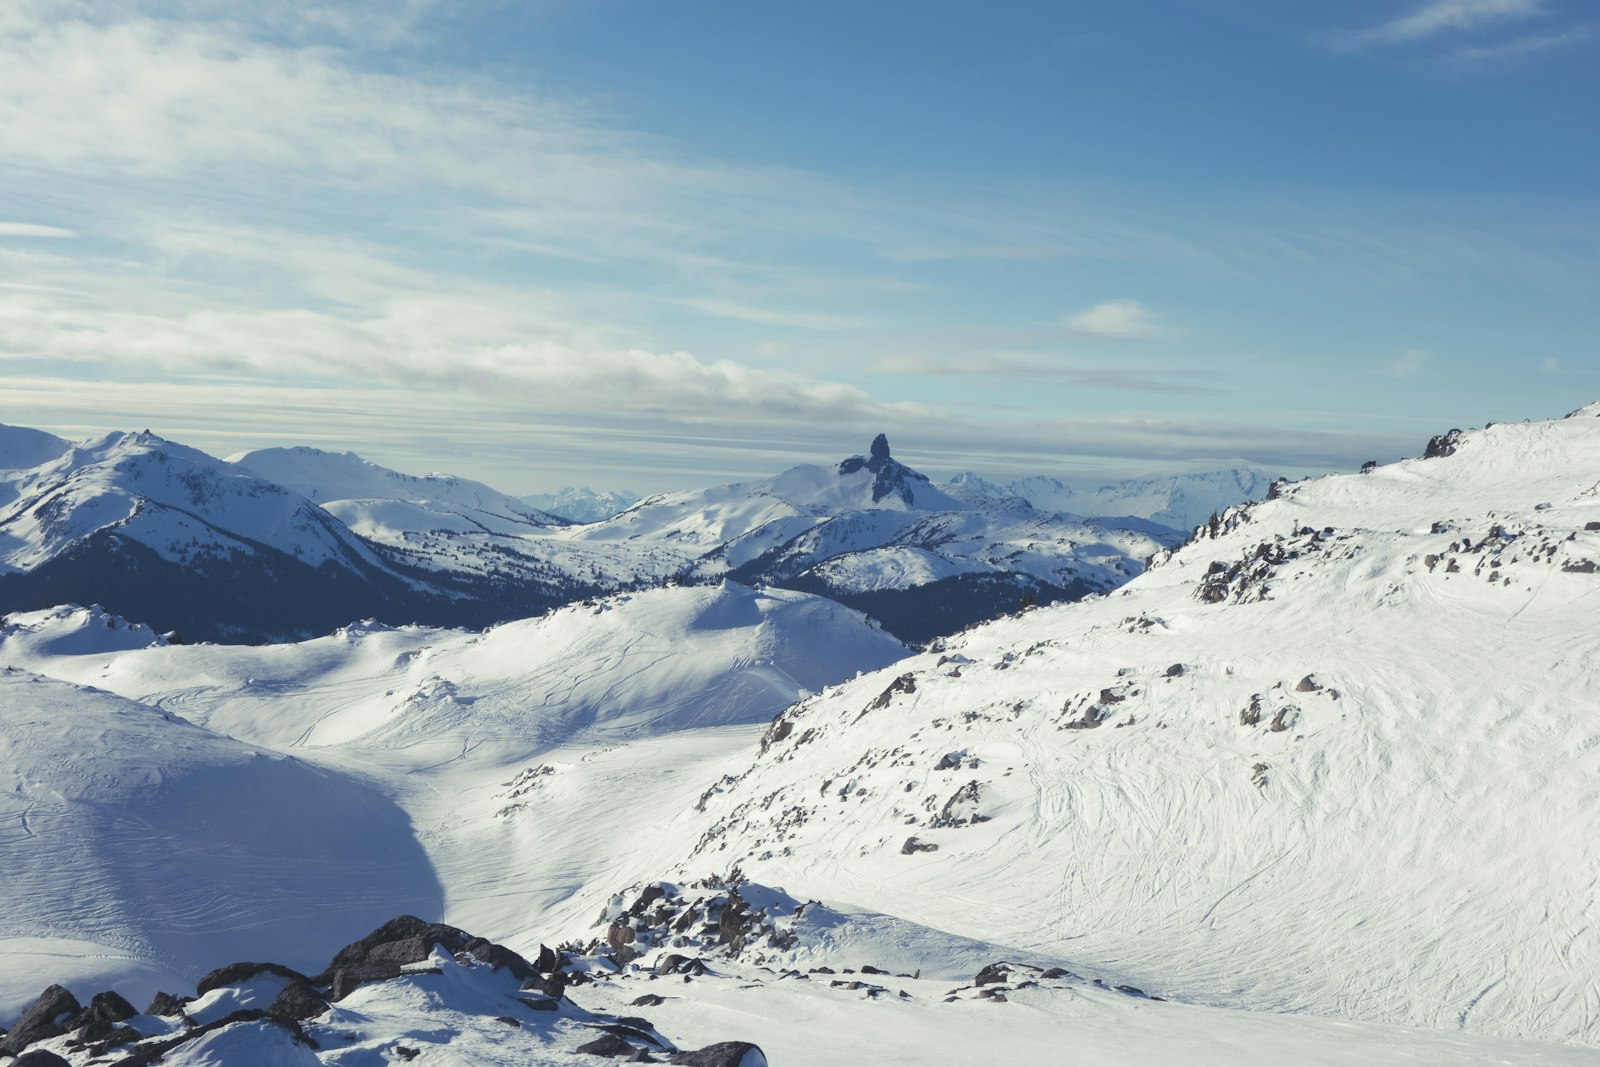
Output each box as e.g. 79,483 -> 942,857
0,915 -> 766,1065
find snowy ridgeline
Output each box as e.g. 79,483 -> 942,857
1,406 -> 1599,1063
0,425 -> 1260,644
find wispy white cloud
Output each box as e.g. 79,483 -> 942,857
0,1 -> 1589,492
1067,299 -> 1167,340
1349,0 -> 1546,46
0,222 -> 77,238
0,372 -> 1413,491
1446,24 -> 1595,62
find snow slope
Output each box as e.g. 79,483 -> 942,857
0,584 -> 908,1008
0,670 -> 440,1015
676,408 -> 1600,1047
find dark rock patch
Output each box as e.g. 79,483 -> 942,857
1423,429 -> 1463,459
670,1041 -> 767,1066
144,991 -> 191,1017
577,1031 -> 643,1058
196,961 -> 311,997
267,980 -> 329,1021
0,984 -> 81,1057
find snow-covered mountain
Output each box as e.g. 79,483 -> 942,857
676,404 -> 1600,1047
230,445 -> 567,526
521,487 -> 640,524
0,428 -> 455,642
574,435 -> 1172,641
945,466 -> 1278,531
0,425 -> 1176,644
4,406 -> 1600,1064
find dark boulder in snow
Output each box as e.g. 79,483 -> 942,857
144,991 -> 191,1017
1423,428 -> 1464,459
12,1050 -> 72,1067
316,914 -> 472,1000
0,984 -> 81,1056
196,961 -> 312,997
576,1030 -> 645,1058
462,935 -> 537,980
669,1041 -> 769,1066
267,980 -> 330,1021
974,962 -> 1014,986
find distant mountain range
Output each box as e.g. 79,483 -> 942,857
944,466 -> 1279,531
520,486 -> 640,523
0,425 -> 1272,643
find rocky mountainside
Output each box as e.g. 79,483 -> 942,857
675,404 -> 1600,1047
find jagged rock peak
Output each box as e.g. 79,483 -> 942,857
870,433 -> 891,463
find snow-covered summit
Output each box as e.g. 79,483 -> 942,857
520,487 -> 639,524
231,445 -> 566,526
0,430 -> 389,575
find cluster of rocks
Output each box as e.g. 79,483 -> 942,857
1194,525 -> 1358,605
0,915 -> 764,1065
1421,521 -> 1599,586
940,961 -> 1158,1006
579,879 -> 808,972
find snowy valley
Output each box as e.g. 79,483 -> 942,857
1,407 -> 1597,1064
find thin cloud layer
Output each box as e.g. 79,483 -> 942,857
0,2 -> 1591,492
1355,0 -> 1546,45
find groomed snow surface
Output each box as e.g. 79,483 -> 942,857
2,409 -> 1599,1063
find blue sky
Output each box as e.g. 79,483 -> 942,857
0,0 -> 1595,492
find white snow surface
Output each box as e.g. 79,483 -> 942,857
0,583 -> 906,1011
682,410 -> 1600,1047
0,669 -> 440,1013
